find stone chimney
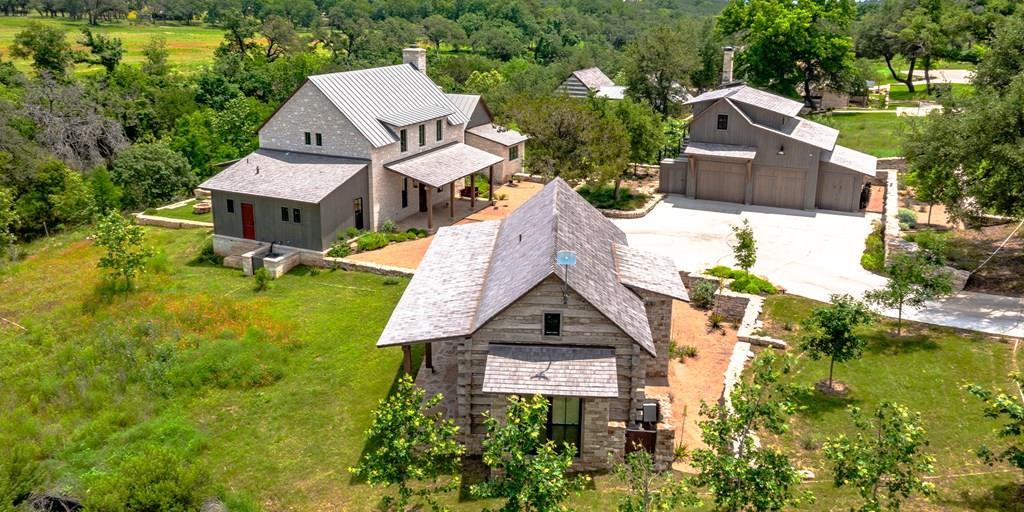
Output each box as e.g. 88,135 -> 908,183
402,47 -> 427,75
721,46 -> 734,85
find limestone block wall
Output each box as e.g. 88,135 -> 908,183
634,290 -> 673,378
258,81 -> 372,159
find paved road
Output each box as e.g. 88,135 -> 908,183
614,195 -> 1024,338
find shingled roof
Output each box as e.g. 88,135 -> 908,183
377,179 -> 686,355
687,85 -> 805,117
572,67 -> 615,91
199,149 -> 366,203
306,64 -> 469,148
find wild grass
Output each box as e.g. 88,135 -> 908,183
0,15 -> 224,73
761,294 -> 1020,511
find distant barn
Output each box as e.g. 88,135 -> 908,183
555,67 -> 625,99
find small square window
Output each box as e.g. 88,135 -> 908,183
315,133 -> 322,146
400,129 -> 407,152
281,207 -> 289,221
717,114 -> 729,130
436,119 -> 443,141
418,124 -> 426,146
304,131 -> 311,145
509,145 -> 519,161
543,312 -> 561,336
226,199 -> 234,213
292,208 -> 301,224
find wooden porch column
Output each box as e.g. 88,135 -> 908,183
426,186 -> 434,230
425,342 -> 433,371
488,165 -> 494,204
469,173 -> 476,208
449,182 -> 455,218
402,345 -> 412,375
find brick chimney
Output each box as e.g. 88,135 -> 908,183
402,47 -> 427,75
721,46 -> 734,85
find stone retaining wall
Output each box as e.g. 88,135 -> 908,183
134,213 -> 212,229
599,193 -> 664,219
323,257 -> 415,277
679,271 -> 788,349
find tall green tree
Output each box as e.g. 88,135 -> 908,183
471,394 -> 586,512
93,210 -> 154,289
965,372 -> 1024,472
422,15 -> 468,51
591,96 -> 666,199
623,23 -> 697,116
824,402 -> 935,512
79,28 -> 123,74
110,142 -> 194,210
692,18 -> 724,93
864,252 -> 953,336
719,0 -> 858,103
691,351 -> 812,511
799,294 -> 875,390
506,95 -> 628,187
10,22 -> 77,78
349,375 -> 464,511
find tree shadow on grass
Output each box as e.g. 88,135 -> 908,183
937,481 -> 1024,512
863,331 -> 940,356
792,386 -> 860,420
348,344 -> 424,486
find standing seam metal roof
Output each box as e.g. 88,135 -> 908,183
308,64 -> 469,148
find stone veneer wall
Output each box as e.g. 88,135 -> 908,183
635,290 -> 673,378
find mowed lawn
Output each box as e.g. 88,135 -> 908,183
147,199 -> 213,223
0,16 -> 223,72
760,295 -> 1021,511
811,112 -> 907,158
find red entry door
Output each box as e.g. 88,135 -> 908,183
241,203 -> 255,240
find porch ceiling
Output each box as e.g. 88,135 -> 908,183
385,142 -> 504,189
482,344 -> 619,398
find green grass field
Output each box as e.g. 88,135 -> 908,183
889,82 -> 975,102
760,295 -> 1020,511
868,57 -> 976,85
811,112 -> 907,158
0,16 -> 223,73
147,199 -> 213,223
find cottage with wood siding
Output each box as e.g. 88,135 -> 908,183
660,85 -> 876,212
377,179 -> 688,471
200,48 -> 528,260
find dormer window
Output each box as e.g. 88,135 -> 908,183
717,114 -> 729,130
400,129 -> 407,152
418,124 -> 426,146
304,132 -> 311,145
436,119 -> 443,141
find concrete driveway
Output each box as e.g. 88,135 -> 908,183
614,195 -> 1024,338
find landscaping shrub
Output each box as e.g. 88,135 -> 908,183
82,443 -> 209,512
327,242 -> 351,258
166,336 -> 285,390
406,228 -> 428,237
382,277 -> 401,286
356,232 -> 390,252
670,343 -> 699,362
253,267 -> 271,292
343,227 -> 361,240
380,219 -> 397,233
707,313 -> 724,331
576,184 -> 651,210
691,280 -> 718,309
729,272 -> 777,295
704,266 -> 777,295
861,222 -> 885,273
897,208 -> 917,229
904,230 -> 951,265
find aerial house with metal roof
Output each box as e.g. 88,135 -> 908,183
659,85 -> 877,212
200,48 -> 528,261
377,179 -> 689,471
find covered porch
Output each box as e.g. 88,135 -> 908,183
386,143 -> 504,231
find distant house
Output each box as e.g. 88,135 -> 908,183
556,67 -> 626,99
377,179 -> 688,471
660,85 -> 876,212
200,48 -> 528,258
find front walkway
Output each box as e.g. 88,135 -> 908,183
346,181 -> 543,270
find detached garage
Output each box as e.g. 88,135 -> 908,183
818,146 -> 878,212
684,142 -> 757,205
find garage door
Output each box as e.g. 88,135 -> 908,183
752,167 -> 805,209
696,160 -> 746,204
816,170 -> 859,212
